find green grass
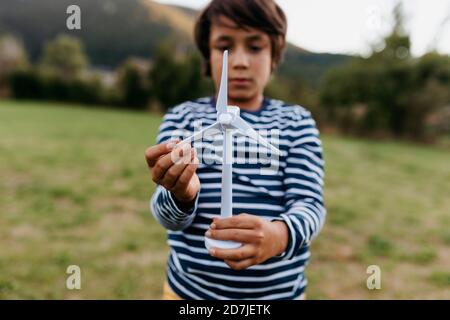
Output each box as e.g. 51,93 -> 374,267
1,100 -> 449,299
429,271 -> 450,287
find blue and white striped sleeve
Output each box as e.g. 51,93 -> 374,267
150,103 -> 200,231
276,110 -> 326,260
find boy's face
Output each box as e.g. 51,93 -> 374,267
209,16 -> 272,107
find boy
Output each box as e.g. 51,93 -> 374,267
145,0 -> 326,300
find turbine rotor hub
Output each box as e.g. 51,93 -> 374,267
218,113 -> 233,125
218,106 -> 240,126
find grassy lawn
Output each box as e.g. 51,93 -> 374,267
0,100 -> 449,299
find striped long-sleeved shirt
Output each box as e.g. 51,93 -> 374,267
150,97 -> 326,300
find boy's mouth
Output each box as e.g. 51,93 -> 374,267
229,78 -> 252,85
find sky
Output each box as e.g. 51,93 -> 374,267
155,0 -> 450,57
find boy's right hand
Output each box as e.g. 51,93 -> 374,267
145,140 -> 200,206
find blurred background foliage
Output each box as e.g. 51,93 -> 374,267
1,1 -> 449,142
320,5 -> 450,141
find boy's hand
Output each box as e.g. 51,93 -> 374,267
205,213 -> 289,270
145,140 -> 200,206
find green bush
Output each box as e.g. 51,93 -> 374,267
149,43 -> 212,111
69,78 -> 103,105
9,69 -> 44,99
117,60 -> 151,109
319,5 -> 450,141
9,68 -> 107,106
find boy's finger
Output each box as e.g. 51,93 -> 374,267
211,213 -> 258,230
152,153 -> 174,183
205,228 -> 256,243
160,161 -> 189,190
209,244 -> 254,261
162,146 -> 196,189
152,145 -> 189,182
145,140 -> 178,167
172,162 -> 198,194
224,258 -> 254,271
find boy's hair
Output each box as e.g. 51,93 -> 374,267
194,0 -> 287,77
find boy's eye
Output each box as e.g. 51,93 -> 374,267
249,46 -> 262,52
216,46 -> 230,52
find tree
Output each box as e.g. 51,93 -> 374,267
117,58 -> 151,109
319,3 -> 450,141
149,42 -> 212,111
0,35 -> 28,96
39,34 -> 88,78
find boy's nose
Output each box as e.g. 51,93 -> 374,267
229,49 -> 250,69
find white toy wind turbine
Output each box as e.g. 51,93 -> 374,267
181,50 -> 281,250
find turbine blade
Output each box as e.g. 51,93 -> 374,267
180,122 -> 222,145
216,50 -> 228,114
231,116 -> 281,155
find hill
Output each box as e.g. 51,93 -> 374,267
0,0 -> 350,85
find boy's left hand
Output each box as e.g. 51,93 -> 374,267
205,213 -> 289,270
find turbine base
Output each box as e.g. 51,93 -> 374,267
205,237 -> 242,250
